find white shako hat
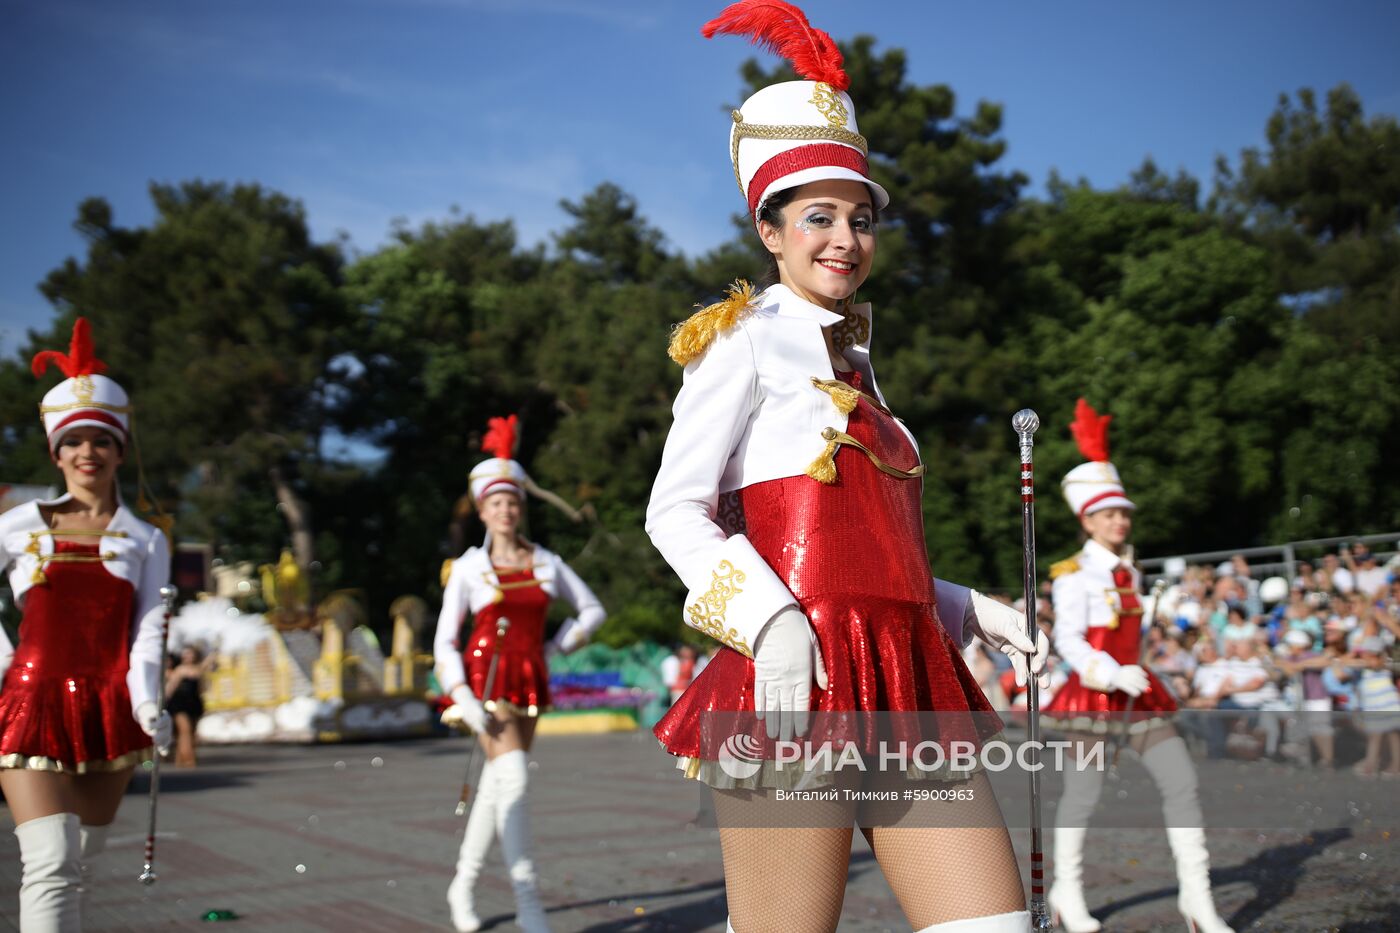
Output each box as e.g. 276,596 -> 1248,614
1061,397 -> 1136,518
469,414 -> 529,503
703,0 -> 889,221
33,317 -> 132,451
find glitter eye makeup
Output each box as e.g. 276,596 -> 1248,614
794,216 -> 816,235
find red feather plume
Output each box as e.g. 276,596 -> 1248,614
31,317 -> 108,380
702,0 -> 849,91
481,415 -> 519,460
1069,398 -> 1112,462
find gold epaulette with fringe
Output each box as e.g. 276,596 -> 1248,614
1049,555 -> 1082,580
667,280 -> 756,366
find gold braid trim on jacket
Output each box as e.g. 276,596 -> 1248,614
668,280 -> 756,366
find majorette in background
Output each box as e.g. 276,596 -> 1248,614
1043,398 -> 1235,933
1043,398 -> 1176,734
0,318 -> 173,930
433,414 -> 606,933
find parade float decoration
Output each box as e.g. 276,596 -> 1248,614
172,579 -> 435,743
540,642 -> 668,734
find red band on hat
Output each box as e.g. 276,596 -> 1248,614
1077,489 -> 1128,517
50,410 -> 127,443
748,144 -> 871,214
476,478 -> 522,501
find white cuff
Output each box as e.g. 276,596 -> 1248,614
681,534 -> 795,658
1080,651 -> 1123,692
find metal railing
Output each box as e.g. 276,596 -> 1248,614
1139,532 -> 1400,583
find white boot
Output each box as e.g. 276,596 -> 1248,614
493,750 -> 550,933
1047,828 -> 1100,932
78,823 -> 108,861
1165,828 -> 1234,933
1048,759 -> 1103,932
1140,738 -> 1234,933
78,824 -> 109,914
914,910 -> 1031,931
448,759 -> 497,933
15,812 -> 82,933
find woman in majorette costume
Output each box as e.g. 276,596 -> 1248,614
433,415 -> 606,933
0,318 -> 172,932
1043,399 -> 1233,933
647,5 -> 1049,931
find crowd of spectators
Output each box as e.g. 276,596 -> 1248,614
972,542 -> 1400,776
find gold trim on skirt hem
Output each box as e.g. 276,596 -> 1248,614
481,698 -> 545,719
0,746 -> 152,774
1040,713 -> 1175,736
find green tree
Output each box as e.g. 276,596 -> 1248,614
1212,85 -> 1400,536
0,182 -> 348,574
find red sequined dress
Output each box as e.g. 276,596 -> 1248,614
460,567 -> 552,716
0,542 -> 151,772
655,370 -> 1000,782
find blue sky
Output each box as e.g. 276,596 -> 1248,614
3,0 -> 1398,355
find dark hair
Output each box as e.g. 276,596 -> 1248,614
755,187 -> 800,287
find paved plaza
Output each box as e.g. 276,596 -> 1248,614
1,732 -> 1396,931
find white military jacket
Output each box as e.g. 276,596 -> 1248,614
432,542 -> 606,694
1049,538 -> 1142,691
0,494 -> 170,712
646,283 -> 973,658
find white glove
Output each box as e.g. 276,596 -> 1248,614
441,685 -> 491,735
752,606 -> 828,742
964,590 -> 1051,689
1110,665 -> 1150,698
549,618 -> 588,657
135,701 -> 172,752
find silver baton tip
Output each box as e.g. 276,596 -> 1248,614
1011,409 -> 1040,436
159,584 -> 178,601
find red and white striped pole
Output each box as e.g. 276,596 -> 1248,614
1013,409 -> 1052,930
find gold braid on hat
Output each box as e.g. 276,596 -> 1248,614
729,108 -> 869,193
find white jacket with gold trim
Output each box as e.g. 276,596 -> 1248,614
646,283 -> 974,658
1049,538 -> 1143,691
0,494 -> 170,712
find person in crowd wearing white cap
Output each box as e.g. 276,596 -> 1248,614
433,414 -> 606,933
1275,629 -> 1336,767
0,318 -> 172,931
1042,399 -> 1234,932
646,4 -> 1048,931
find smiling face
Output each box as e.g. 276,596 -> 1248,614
758,179 -> 876,310
1080,506 -> 1133,552
53,426 -> 124,499
479,489 -> 522,541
